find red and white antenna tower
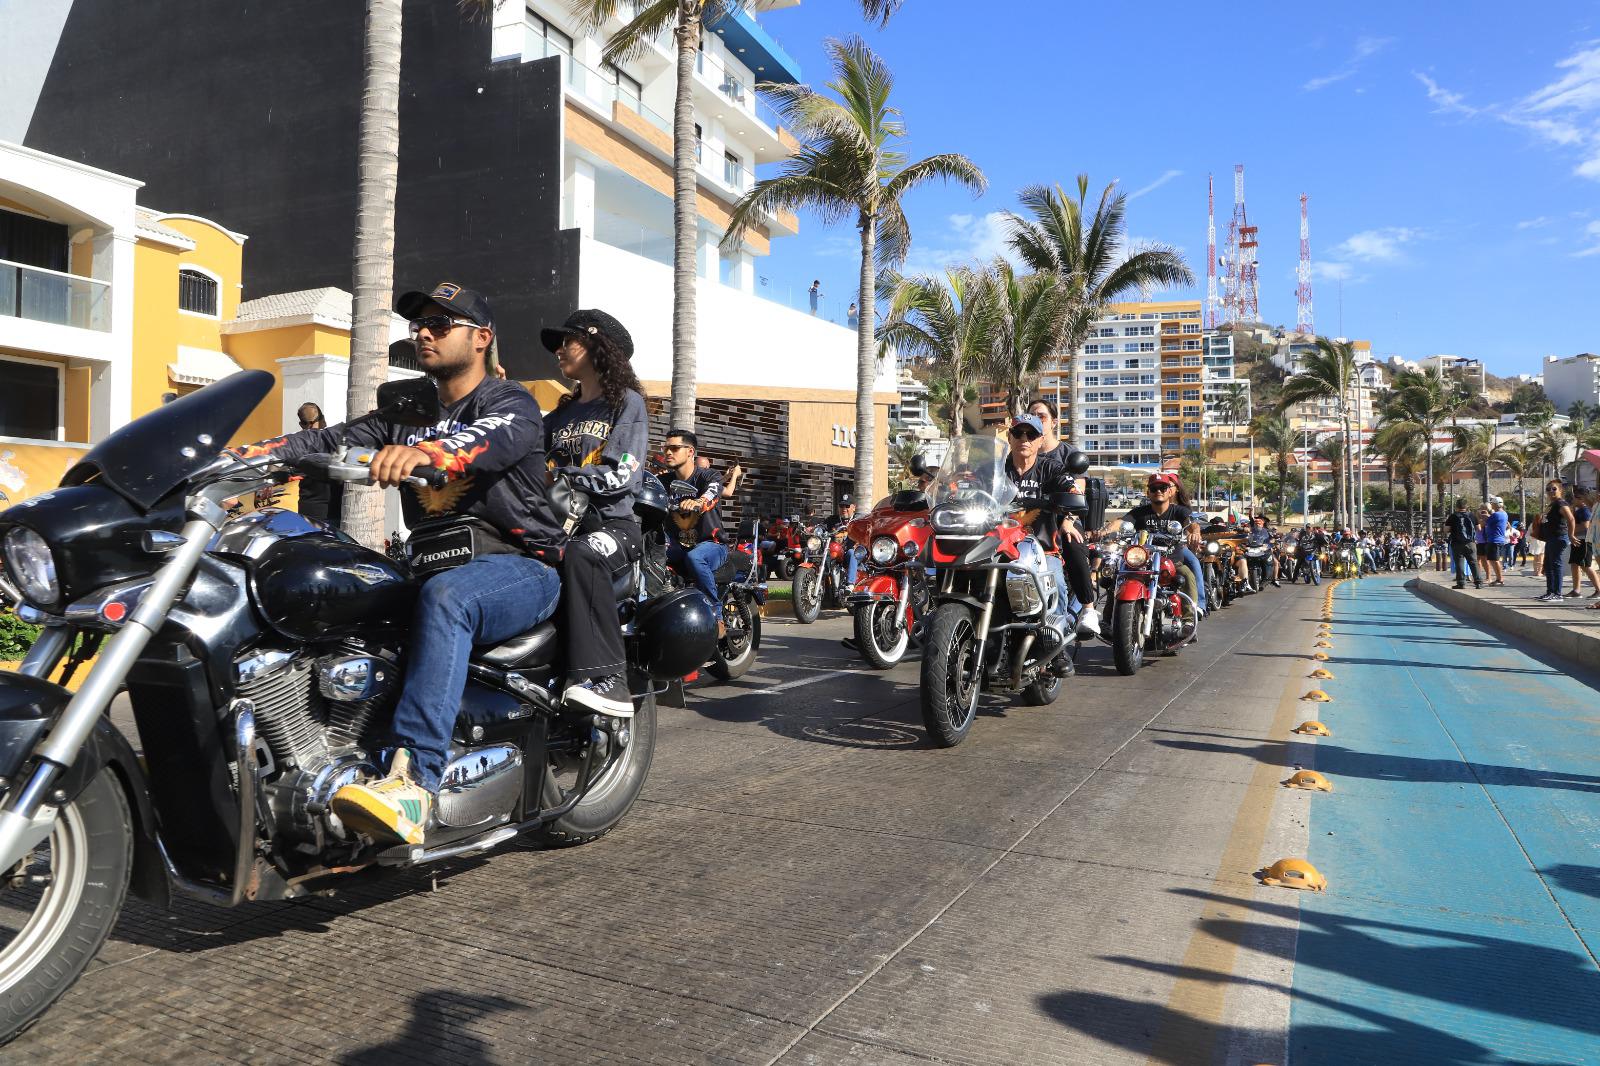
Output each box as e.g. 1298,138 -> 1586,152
1296,193 -> 1314,336
1205,174 -> 1218,329
1234,164 -> 1260,322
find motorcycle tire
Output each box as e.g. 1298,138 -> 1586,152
854,602 -> 909,669
777,558 -> 796,582
1112,601 -> 1145,676
920,602 -> 982,748
0,766 -> 133,1045
707,598 -> 760,680
791,567 -> 821,624
535,686 -> 657,847
1021,668 -> 1063,706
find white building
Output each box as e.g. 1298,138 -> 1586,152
1201,332 -> 1239,428
1541,353 -> 1600,413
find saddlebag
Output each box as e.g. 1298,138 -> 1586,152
406,516 -> 519,577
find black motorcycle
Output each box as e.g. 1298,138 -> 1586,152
0,372 -> 715,1042
790,521 -> 851,625
652,476 -> 765,681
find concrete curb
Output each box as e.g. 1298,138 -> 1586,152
1406,576 -> 1600,667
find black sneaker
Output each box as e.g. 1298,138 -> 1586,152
565,674 -> 634,718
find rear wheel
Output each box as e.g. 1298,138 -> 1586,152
0,767 -> 133,1044
919,603 -> 981,747
854,600 -> 910,669
1112,601 -> 1145,676
1021,668 -> 1062,706
791,566 -> 821,624
706,597 -> 759,680
776,557 -> 796,582
536,685 -> 656,846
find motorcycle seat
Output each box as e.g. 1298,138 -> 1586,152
474,621 -> 559,669
714,547 -> 753,586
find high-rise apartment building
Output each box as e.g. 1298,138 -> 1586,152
1543,353 -> 1600,412
1042,300 -> 1205,466
1201,332 -> 1239,429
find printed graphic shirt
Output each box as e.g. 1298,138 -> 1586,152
661,465 -> 723,545
245,378 -> 563,556
1005,454 -> 1074,550
544,389 -> 647,526
1122,502 -> 1195,538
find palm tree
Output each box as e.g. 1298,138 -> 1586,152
1496,441 -> 1532,524
982,259 -> 1072,417
1004,176 -> 1193,432
1529,425 -> 1572,480
1379,368 -> 1455,535
1372,422 -> 1423,532
1450,422 -> 1497,505
725,37 -> 986,504
886,433 -> 921,489
1217,383 -> 1250,441
341,0 -> 407,549
1279,338 -> 1359,527
1251,413 -> 1296,522
1312,433 -> 1347,526
878,267 -> 996,438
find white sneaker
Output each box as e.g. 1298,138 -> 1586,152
564,674 -> 635,717
1077,605 -> 1101,636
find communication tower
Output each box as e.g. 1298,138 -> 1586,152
1204,174 -> 1219,330
1296,193 -> 1314,336
1234,165 -> 1260,322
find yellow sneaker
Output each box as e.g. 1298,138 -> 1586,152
330,749 -> 432,846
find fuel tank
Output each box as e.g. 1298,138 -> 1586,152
251,536 -> 416,642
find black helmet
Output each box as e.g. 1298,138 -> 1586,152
633,472 -> 670,526
633,589 -> 717,680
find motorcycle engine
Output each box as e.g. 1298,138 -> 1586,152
1005,539 -> 1053,617
234,645 -> 397,846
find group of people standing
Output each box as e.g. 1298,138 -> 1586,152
1438,482 -> 1600,603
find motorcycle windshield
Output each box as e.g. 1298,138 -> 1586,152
932,434 -> 1019,516
62,370 -> 275,511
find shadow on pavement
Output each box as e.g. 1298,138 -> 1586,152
339,989 -> 521,1064
1542,863 -> 1600,900
1235,652 -> 1562,677
1149,731 -> 1600,793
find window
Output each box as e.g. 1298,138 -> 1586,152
723,150 -> 744,189
1139,325 -> 1155,336
1122,343 -> 1139,353
526,14 -> 574,81
1182,389 -> 1201,400
694,123 -> 704,162
1083,376 -> 1100,386
605,62 -> 642,112
178,268 -> 219,317
1124,358 -> 1140,369
1139,342 -> 1155,352
0,357 -> 61,441
1139,374 -> 1156,385
1140,422 -> 1156,433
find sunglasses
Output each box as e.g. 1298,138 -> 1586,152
662,444 -> 691,453
407,314 -> 480,337
1009,427 -> 1040,440
1147,483 -> 1172,492
297,419 -> 322,429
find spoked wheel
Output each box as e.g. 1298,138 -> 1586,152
1112,601 -> 1145,676
791,567 -> 822,624
706,596 -> 759,680
920,603 -> 982,747
536,684 -> 657,846
0,768 -> 132,1044
854,601 -> 910,669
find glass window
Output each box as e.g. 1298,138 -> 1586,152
605,62 -> 642,112
723,150 -> 744,189
0,358 -> 60,441
526,14 -> 574,83
178,268 -> 219,317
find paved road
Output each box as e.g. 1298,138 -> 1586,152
0,583 -> 1404,1062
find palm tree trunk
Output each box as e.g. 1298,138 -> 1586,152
344,0 -> 404,551
854,214 -> 877,503
669,9 -> 701,429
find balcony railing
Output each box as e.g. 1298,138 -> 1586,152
0,259 -> 111,332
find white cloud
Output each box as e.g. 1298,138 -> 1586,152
1127,169 -> 1183,201
903,211 -> 1017,274
1416,45 -> 1600,182
1517,216 -> 1553,230
1310,261 -> 1359,282
1304,35 -> 1394,92
1572,220 -> 1600,257
1332,227 -> 1422,262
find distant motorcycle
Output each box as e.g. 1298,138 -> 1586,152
1106,520 -> 1199,675
846,492 -> 934,669
791,521 -> 850,625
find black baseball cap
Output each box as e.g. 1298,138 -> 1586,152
396,282 -> 494,329
541,309 -> 634,359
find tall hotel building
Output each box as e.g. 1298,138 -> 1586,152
7,0 -> 895,515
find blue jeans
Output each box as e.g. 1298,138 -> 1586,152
667,540 -> 728,609
845,545 -> 860,586
391,554 -> 560,792
1546,539 -> 1569,596
1180,546 -> 1205,611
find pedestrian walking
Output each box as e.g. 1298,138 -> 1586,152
1445,499 -> 1481,589
1507,520 -> 1522,567
1528,520 -> 1545,576
1482,498 -> 1508,585
1538,480 -> 1575,601
1566,488 -> 1600,598
1432,531 -> 1449,571
808,279 -> 822,315
847,301 -> 858,327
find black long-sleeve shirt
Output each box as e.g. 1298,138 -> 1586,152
544,390 -> 647,526
244,378 -> 563,556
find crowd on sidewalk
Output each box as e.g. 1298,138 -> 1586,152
1437,480 -> 1600,607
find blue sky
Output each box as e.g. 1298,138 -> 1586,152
750,0 -> 1600,378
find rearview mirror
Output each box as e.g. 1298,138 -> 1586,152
373,378 -> 442,428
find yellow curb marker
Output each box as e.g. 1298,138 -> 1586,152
1283,769 -> 1334,792
1300,689 -> 1333,702
1314,639 -> 1333,648
1308,668 -> 1335,679
1294,720 -> 1332,736
1258,857 -> 1328,892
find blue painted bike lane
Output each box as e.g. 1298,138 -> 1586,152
1288,577 -> 1600,1065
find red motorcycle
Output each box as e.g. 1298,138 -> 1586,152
1105,519 -> 1198,675
764,517 -> 803,581
845,490 -> 934,668
791,520 -> 850,624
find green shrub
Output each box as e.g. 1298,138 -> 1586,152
0,612 -> 42,660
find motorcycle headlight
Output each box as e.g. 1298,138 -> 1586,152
805,535 -> 823,552
870,536 -> 898,565
1124,545 -> 1150,568
933,504 -> 989,533
1205,541 -> 1220,555
4,527 -> 59,607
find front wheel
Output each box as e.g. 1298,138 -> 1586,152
1021,667 -> 1062,706
706,596 -> 759,680
0,766 -> 133,1044
854,599 -> 910,669
919,602 -> 982,747
1112,600 -> 1145,676
535,684 -> 657,846
791,566 -> 821,624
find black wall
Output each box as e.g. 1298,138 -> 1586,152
25,0 -> 575,380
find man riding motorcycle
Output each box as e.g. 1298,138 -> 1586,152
1006,415 -> 1100,638
1105,472 -> 1205,615
1244,515 -> 1281,589
659,429 -> 726,619
243,282 -> 564,845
